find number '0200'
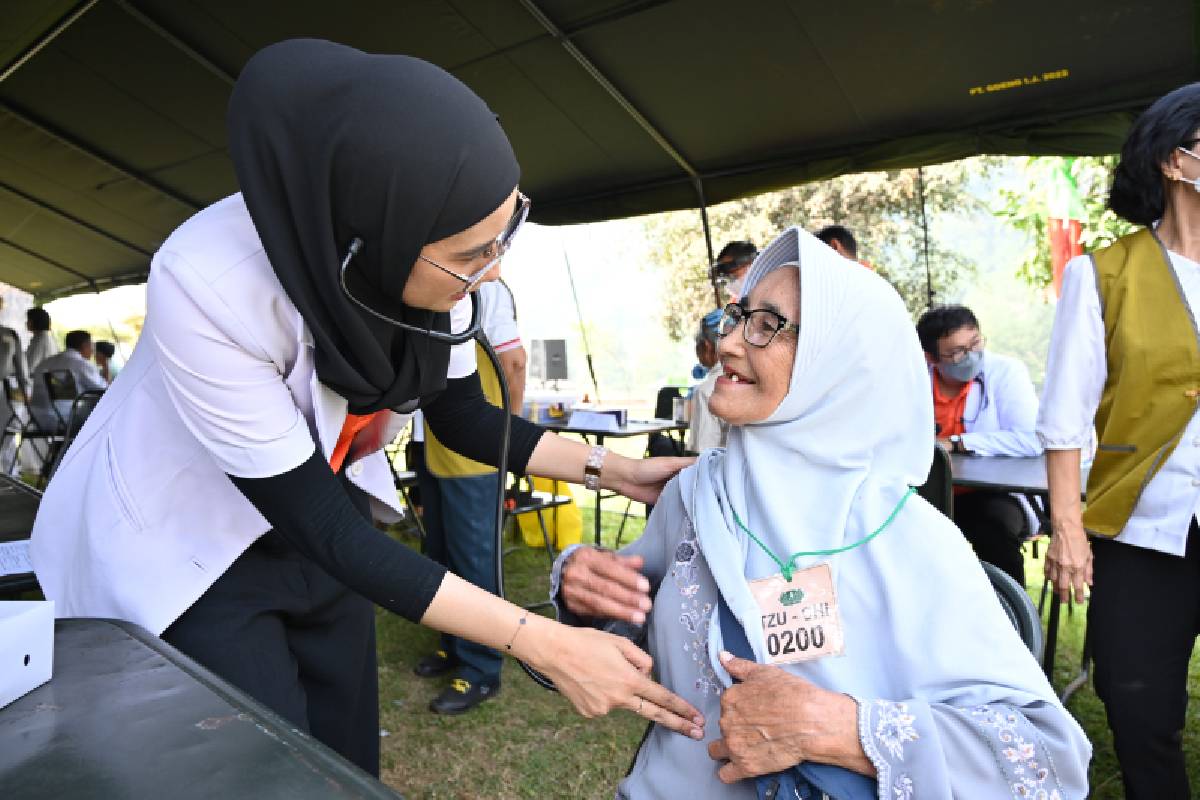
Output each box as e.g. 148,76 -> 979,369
766,625 -> 825,657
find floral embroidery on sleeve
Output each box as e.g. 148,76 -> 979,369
672,518 -> 720,695
874,700 -> 920,760
891,774 -> 914,800
854,697 -> 919,796
969,706 -> 1065,800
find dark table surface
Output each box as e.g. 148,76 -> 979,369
540,418 -> 687,438
949,453 -> 1090,496
0,619 -> 403,799
0,475 -> 40,594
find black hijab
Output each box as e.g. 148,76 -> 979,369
227,39 -> 519,413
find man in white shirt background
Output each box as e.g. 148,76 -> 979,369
917,305 -> 1042,585
29,329 -> 107,431
25,307 -> 57,372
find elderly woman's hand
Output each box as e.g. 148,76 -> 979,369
561,547 -> 652,625
707,652 -> 876,783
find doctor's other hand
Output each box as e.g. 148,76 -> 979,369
529,622 -> 704,739
561,547 -> 652,625
603,453 -> 695,505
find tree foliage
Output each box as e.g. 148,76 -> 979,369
993,156 -> 1135,290
643,160 -> 991,340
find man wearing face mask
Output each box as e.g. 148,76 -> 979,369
710,240 -> 758,304
917,305 -> 1043,585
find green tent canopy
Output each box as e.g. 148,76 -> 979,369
1,0 -> 1196,298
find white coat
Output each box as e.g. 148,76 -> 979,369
943,351 -> 1044,533
31,195 -> 475,635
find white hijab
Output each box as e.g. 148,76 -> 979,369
684,227 -> 1063,709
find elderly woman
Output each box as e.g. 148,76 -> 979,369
555,228 -> 1091,799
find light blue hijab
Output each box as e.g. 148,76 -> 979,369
681,227 -> 1073,716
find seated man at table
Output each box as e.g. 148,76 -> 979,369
29,329 -> 108,432
917,305 -> 1042,585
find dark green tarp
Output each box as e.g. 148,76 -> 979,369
1,0 -> 1196,298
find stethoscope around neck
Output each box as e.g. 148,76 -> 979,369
339,237 -> 482,345
339,235 -> 556,690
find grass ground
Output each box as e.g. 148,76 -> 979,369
378,510 -> 1200,799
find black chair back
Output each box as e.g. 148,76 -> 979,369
3,374 -> 26,406
917,444 -> 953,517
44,369 -> 79,403
654,386 -> 681,420
45,390 -> 102,482
981,561 -> 1044,659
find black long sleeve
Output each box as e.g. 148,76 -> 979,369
421,372 -> 545,472
230,451 -> 446,622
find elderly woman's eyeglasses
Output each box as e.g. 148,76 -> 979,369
717,302 -> 799,348
419,192 -> 530,292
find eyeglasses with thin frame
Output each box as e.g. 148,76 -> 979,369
419,191 -> 530,292
716,302 -> 799,348
939,335 -> 986,364
337,191 -> 530,344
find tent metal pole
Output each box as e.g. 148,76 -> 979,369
917,166 -> 933,308
693,178 -> 720,308
517,0 -> 699,181
114,0 -> 236,86
0,182 -> 153,258
0,236 -> 98,287
1,102 -> 200,212
0,0 -> 101,84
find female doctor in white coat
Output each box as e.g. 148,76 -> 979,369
29,39 -> 702,776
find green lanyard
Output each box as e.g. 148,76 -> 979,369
731,486 -> 916,581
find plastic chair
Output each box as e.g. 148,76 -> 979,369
981,560 -> 1044,660
916,443 -> 953,517
44,390 -> 103,483
1,375 -> 56,476
42,369 -> 80,432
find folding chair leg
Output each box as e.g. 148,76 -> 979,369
399,486 -> 427,539
615,498 -> 634,548
534,509 -> 556,563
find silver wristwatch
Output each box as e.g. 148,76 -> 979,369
583,445 -> 608,491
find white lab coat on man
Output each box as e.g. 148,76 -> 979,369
955,351 -> 1042,457
947,351 -> 1044,533
31,194 -> 477,635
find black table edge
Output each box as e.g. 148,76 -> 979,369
67,618 -> 403,799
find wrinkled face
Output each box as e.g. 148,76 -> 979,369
401,188 -> 517,311
709,267 -> 799,425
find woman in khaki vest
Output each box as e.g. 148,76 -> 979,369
1039,82 -> 1200,799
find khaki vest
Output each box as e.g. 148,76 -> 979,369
425,341 -> 502,478
1084,228 -> 1200,536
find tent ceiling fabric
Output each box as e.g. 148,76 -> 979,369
1,0 -> 1196,299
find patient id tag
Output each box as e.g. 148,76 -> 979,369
749,563 -> 845,665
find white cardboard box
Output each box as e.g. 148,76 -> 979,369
0,600 -> 54,709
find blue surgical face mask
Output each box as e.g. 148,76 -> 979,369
692,363 -> 709,380
936,349 -> 984,383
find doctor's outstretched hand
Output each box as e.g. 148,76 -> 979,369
420,572 -> 703,739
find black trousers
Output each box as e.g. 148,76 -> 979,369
162,480 -> 381,776
1091,522 -> 1200,800
953,490 -> 1028,586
